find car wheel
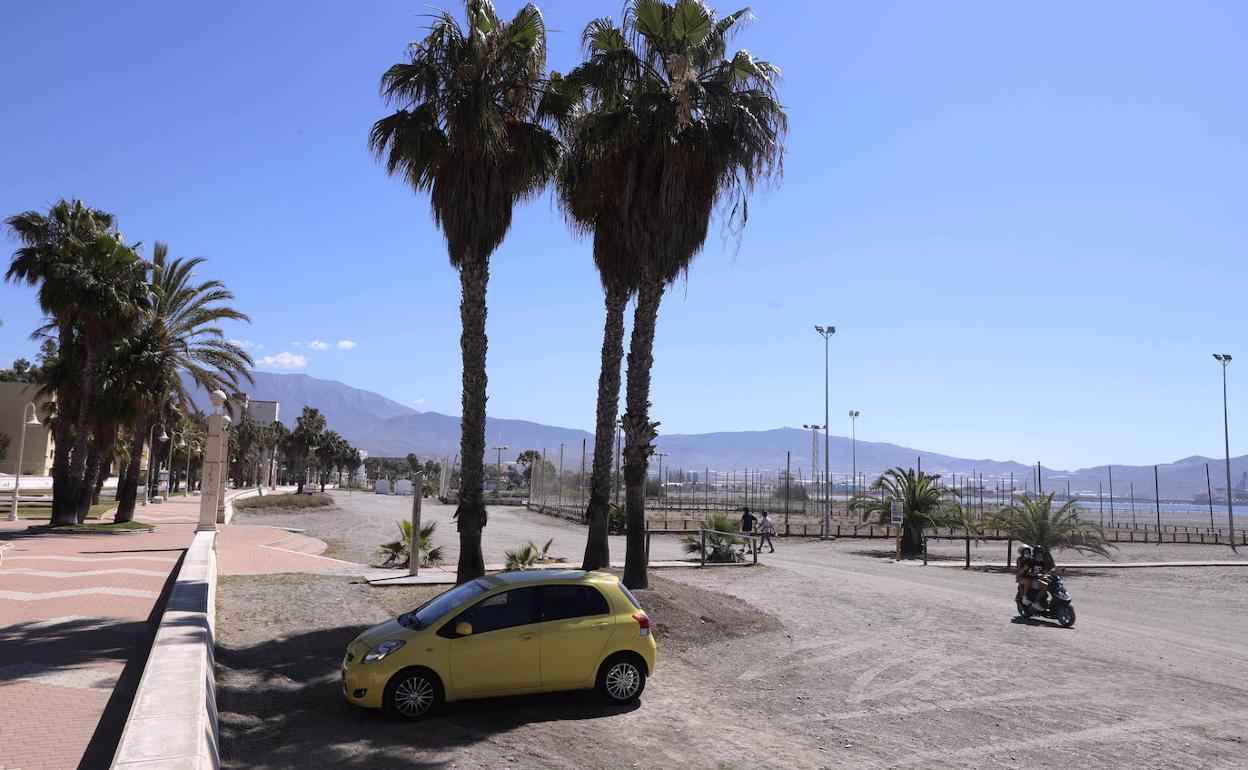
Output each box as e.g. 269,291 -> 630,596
597,654 -> 646,704
384,667 -> 443,721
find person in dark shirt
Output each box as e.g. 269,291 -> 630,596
1025,544 -> 1056,607
740,507 -> 757,555
1015,544 -> 1033,602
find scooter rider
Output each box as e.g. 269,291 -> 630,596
1025,544 -> 1056,607
1015,544 -> 1033,599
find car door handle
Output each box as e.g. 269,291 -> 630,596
519,632 -> 536,640
591,622 -> 610,630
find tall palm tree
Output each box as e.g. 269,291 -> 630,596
851,467 -> 964,556
113,243 -> 253,522
557,1 -> 786,587
989,493 -> 1112,557
6,201 -> 151,525
370,0 -> 561,583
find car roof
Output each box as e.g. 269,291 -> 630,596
475,569 -> 618,590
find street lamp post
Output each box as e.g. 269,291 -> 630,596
848,410 -> 860,500
185,441 -> 200,496
168,432 -> 186,495
492,445 -> 509,497
143,424 -> 169,506
1214,354 -> 1236,551
815,325 -> 836,537
7,403 -> 41,521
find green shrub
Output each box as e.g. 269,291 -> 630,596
234,493 -> 333,510
681,513 -> 746,563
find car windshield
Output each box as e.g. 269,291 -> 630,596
399,579 -> 488,630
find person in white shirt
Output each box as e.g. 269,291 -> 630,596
757,510 -> 777,553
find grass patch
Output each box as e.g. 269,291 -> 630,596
234,493 -> 333,511
15,501 -> 116,520
27,520 -> 155,534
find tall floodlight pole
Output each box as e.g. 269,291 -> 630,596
1213,354 -> 1236,551
848,411 -> 860,501
815,325 -> 836,537
7,403 -> 41,521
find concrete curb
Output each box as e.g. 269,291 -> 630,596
221,487 -> 263,526
111,530 -> 219,769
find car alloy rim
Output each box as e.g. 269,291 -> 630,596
605,662 -> 639,700
395,675 -> 434,716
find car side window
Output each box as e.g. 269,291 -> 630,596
541,585 -> 610,622
452,587 -> 538,636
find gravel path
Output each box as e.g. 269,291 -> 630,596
214,521 -> 1248,769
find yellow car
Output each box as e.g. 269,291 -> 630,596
342,570 -> 656,719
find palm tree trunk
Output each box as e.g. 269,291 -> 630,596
61,332 -> 103,523
622,276 -> 665,589
113,422 -> 148,523
455,257 -> 490,584
582,282 -> 629,571
77,438 -> 105,523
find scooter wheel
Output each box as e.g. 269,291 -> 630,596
1057,604 -> 1075,628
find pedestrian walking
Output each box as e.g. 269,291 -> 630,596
740,506 -> 757,556
758,510 -> 776,553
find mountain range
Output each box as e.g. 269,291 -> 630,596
189,371 -> 1247,500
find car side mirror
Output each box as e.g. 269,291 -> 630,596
455,621 -> 473,636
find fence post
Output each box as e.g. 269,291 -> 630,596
753,535 -> 759,565
964,534 -> 971,569
700,530 -> 706,568
1007,538 -> 1012,568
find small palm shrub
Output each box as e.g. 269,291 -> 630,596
504,538 -> 564,571
376,520 -> 444,568
988,493 -> 1111,557
608,504 -> 627,535
681,513 -> 746,563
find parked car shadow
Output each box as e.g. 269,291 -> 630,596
217,624 -> 640,770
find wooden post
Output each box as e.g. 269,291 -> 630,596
409,471 -> 423,577
964,534 -> 971,569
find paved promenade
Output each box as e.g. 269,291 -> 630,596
0,497 -> 198,770
0,492 -> 345,770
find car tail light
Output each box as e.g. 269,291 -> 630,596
633,613 -> 651,636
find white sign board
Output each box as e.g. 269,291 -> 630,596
394,479 -> 413,496
890,501 -> 904,525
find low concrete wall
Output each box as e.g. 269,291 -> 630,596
111,530 -> 219,769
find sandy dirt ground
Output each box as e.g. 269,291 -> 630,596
232,491 -> 691,566
217,502 -> 1248,770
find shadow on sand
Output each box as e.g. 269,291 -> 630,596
217,624 -> 640,770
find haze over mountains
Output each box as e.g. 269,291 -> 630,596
195,371 -> 1246,500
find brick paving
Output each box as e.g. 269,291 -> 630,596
215,522 -> 361,576
0,493 -> 373,770
0,497 -> 198,770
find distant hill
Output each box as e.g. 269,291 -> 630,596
184,371 -> 1246,500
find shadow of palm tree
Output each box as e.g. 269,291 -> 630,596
217,624 -> 640,769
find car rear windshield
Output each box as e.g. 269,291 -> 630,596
400,579 -> 488,630
617,583 -> 643,610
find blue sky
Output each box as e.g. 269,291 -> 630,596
1,1 -> 1244,470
